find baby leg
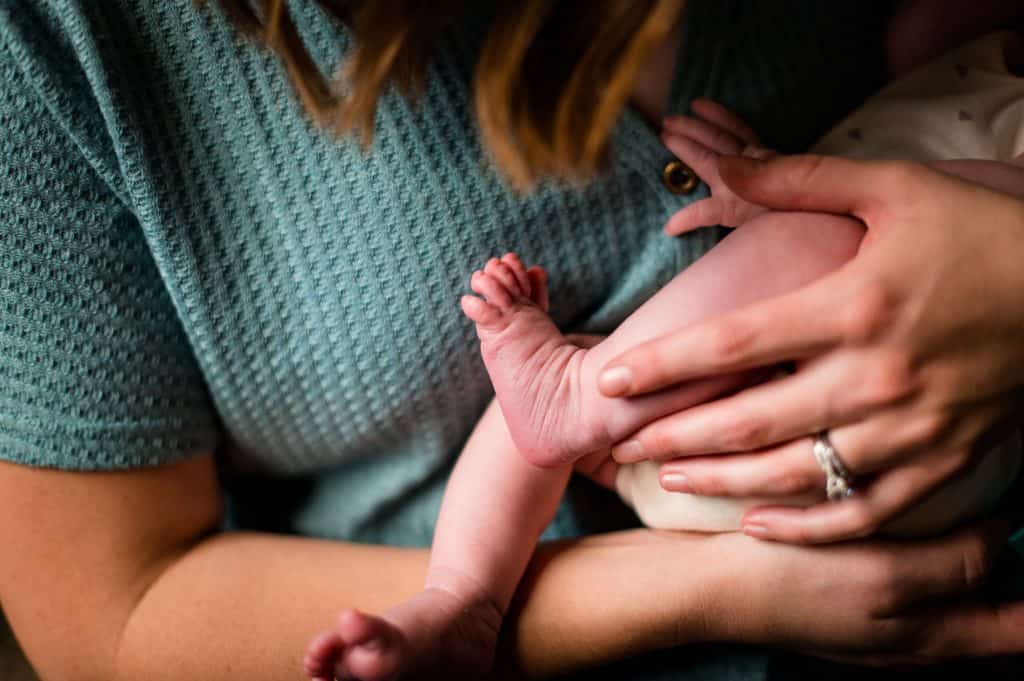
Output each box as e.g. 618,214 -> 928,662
463,216 -> 864,468
304,400 -> 571,681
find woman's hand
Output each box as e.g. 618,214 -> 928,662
601,155 -> 1024,543
699,516 -> 1024,664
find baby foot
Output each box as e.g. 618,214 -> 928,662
661,98 -> 775,235
305,610 -> 407,681
460,253 -> 605,467
304,588 -> 500,681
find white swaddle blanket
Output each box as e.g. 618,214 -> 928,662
617,32 -> 1024,534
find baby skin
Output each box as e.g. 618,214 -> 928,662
463,103 -> 1024,472
304,102 -> 1024,680
303,106 -> 866,681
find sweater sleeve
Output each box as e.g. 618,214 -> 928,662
0,18 -> 220,471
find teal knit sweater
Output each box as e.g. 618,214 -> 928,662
0,0 -> 894,550
9,4 -> 1024,679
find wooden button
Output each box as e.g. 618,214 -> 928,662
662,160 -> 698,195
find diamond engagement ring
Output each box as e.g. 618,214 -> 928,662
812,432 -> 855,501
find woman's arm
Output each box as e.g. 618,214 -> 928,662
0,453 -> 718,681
600,155 -> 1024,544
5,452 -> 1024,680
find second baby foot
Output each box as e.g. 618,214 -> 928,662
304,587 -> 500,681
460,253 -> 609,467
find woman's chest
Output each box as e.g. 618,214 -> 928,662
123,27 -> 707,471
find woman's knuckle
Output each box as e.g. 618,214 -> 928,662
868,351 -> 918,404
790,524 -> 817,545
948,447 -> 975,473
860,556 -> 904,614
639,346 -> 675,385
848,505 -> 882,538
841,283 -> 897,344
723,417 -> 770,451
909,412 -> 952,447
707,320 -> 755,362
643,429 -> 675,456
871,617 -> 924,652
769,468 -> 816,494
959,536 -> 994,591
880,161 -> 925,196
693,471 -> 727,495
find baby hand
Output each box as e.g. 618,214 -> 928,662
661,99 -> 776,235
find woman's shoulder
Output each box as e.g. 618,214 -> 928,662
0,1 -> 219,197
0,1 -> 222,473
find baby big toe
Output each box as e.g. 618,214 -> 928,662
305,631 -> 343,671
335,613 -> 407,681
343,641 -> 406,681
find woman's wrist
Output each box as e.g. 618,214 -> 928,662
502,529 -> 723,677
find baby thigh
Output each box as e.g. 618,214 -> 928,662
613,211 -> 865,533
610,210 -> 865,350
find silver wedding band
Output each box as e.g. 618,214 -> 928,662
812,432 -> 855,501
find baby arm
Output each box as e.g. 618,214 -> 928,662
305,387 -> 571,676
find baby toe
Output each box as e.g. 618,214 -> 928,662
484,258 -> 522,298
500,253 -> 532,297
471,270 -> 513,308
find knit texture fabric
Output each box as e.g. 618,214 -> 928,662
1,0 -> 892,551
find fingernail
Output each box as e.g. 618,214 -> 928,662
742,523 -> 771,539
660,472 -> 693,493
612,440 -> 644,462
599,366 -> 633,396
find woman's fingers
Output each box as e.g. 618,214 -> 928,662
598,264 -> 867,397
717,154 -> 922,221
610,348 -> 914,461
927,601 -> 1024,658
880,518 -> 1009,609
658,437 -> 825,497
689,98 -> 761,146
740,449 -> 971,544
654,402 -> 972,497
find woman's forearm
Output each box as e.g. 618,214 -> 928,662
2,450 -> 716,681
113,531 -> 427,681
506,530 -> 717,678
112,528 -> 717,681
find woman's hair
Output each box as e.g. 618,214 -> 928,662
214,0 -> 685,188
